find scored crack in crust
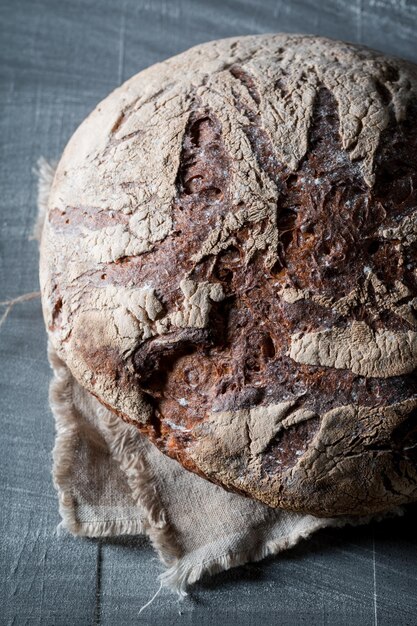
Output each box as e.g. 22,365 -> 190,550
40,34 -> 417,517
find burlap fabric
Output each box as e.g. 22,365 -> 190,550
39,159 -> 399,595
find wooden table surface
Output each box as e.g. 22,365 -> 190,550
1,0 -> 417,624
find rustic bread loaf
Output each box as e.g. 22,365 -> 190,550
40,34 -> 417,517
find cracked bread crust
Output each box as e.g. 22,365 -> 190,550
40,34 -> 417,517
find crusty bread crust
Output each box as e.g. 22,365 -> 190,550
40,34 -> 417,516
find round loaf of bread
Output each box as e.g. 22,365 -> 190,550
40,34 -> 417,517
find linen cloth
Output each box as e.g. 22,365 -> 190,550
39,159 -> 397,594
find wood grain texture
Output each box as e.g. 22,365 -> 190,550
1,0 -> 417,624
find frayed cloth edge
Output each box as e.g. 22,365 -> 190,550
159,506 -> 404,596
56,518 -> 144,538
48,342 -> 181,567
95,406 -> 183,566
32,157 -> 56,242
48,345 -> 144,539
